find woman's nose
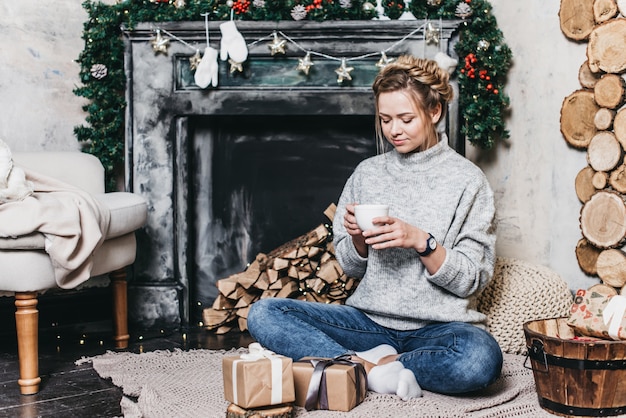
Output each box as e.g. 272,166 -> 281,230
389,120 -> 402,135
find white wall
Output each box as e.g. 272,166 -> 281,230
0,0 -> 599,291
479,1 -> 597,291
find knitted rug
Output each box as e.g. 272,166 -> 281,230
77,348 -> 555,418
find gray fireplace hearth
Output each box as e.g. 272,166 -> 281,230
122,20 -> 463,331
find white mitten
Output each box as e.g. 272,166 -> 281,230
434,51 -> 458,75
219,20 -> 248,63
194,47 -> 219,88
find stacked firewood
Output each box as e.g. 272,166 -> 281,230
203,204 -> 360,334
560,0 -> 626,293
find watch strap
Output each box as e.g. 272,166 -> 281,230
417,233 -> 436,257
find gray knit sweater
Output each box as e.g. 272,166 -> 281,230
333,137 -> 496,330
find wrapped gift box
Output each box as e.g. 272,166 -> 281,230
567,289 -> 626,340
293,355 -> 367,412
223,344 -> 295,409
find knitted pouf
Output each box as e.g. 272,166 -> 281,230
477,257 -> 574,355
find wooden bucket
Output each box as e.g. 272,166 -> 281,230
524,317 -> 626,417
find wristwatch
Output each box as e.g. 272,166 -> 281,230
417,233 -> 437,257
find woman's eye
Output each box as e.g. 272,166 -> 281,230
381,119 -> 391,124
402,118 -> 413,124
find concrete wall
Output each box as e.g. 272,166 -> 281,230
0,1 -> 597,292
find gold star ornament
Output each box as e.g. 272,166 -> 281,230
268,32 -> 287,56
228,58 -> 244,73
425,22 -> 440,45
297,52 -> 314,75
189,50 -> 202,71
151,29 -> 170,55
335,59 -> 354,84
375,52 -> 395,70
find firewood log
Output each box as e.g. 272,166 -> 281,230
586,131 -> 622,172
579,61 -> 602,89
226,403 -> 293,418
596,248 -> 626,288
559,0 -> 596,41
580,190 -> 626,248
593,0 -> 618,23
592,170 -> 608,190
588,18 -> 626,73
613,108 -> 626,148
575,166 -> 598,203
561,90 -> 599,148
594,74 -> 625,108
609,164 -> 626,193
575,237 -> 602,276
588,283 -> 619,296
594,108 -> 615,131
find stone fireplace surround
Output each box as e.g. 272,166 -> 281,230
123,20 -> 463,331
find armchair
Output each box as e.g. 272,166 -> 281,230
0,151 -> 147,395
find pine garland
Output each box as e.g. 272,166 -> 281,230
75,0 -> 511,190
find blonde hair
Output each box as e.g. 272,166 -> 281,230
372,55 -> 454,153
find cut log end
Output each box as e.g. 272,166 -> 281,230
559,0 -> 596,41
561,90 -> 599,148
576,238 -> 602,276
588,19 -> 626,73
580,191 -> 626,248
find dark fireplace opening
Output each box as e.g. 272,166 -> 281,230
188,114 -> 377,323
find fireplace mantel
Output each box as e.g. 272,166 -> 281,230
123,20 -> 463,331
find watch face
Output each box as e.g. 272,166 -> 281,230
428,237 -> 437,250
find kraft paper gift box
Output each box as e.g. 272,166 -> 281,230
223,343 -> 295,409
567,289 -> 626,340
293,355 -> 367,412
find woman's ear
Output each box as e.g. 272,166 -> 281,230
430,103 -> 442,124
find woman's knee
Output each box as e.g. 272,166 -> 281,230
248,298 -> 299,331
248,298 -> 277,329
400,324 -> 502,394
456,327 -> 503,391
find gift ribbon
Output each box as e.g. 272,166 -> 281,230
232,342 -> 283,405
303,354 -> 366,411
602,295 -> 626,340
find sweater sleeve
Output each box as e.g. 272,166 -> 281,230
426,178 -> 496,298
332,172 -> 368,279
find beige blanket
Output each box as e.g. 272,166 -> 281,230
0,167 -> 110,289
77,348 -> 555,418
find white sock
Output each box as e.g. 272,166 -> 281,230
396,368 -> 422,400
367,361 -> 422,400
355,344 -> 397,364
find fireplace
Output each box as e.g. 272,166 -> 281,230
123,20 -> 463,330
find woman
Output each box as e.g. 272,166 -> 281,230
247,55 -> 502,399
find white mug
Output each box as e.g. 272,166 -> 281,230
354,204 -> 389,231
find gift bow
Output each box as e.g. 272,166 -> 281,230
240,342 -> 277,360
233,343 -> 284,405
303,354 -> 366,411
603,295 -> 626,340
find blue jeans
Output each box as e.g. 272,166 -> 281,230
247,298 -> 503,394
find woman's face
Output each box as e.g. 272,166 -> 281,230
377,90 -> 441,154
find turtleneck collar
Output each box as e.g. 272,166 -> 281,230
385,133 -> 452,174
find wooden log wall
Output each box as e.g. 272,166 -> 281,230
561,0 -> 626,293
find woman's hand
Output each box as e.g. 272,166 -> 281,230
344,203 -> 368,257
362,216 -> 425,251
364,216 -> 445,274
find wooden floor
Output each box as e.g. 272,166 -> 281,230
0,324 -> 254,418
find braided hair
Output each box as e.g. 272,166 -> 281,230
372,55 -> 454,152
